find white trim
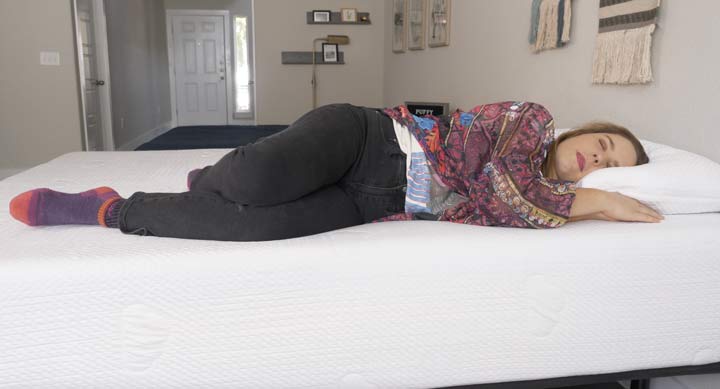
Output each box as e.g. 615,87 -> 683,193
252,0 -> 257,122
71,0 -> 115,151
92,0 -> 115,150
231,12 -> 255,121
166,10 -> 232,127
71,0 -> 89,151
116,121 -> 173,151
222,11 -> 233,125
165,12 -> 177,129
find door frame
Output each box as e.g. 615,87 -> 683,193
71,0 -> 115,151
231,2 -> 256,121
166,10 -> 233,128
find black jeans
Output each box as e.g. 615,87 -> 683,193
118,104 -> 408,241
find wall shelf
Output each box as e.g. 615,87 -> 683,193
306,12 -> 371,25
281,51 -> 345,65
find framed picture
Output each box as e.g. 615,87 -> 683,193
322,43 -> 338,63
312,10 -> 331,23
392,0 -> 406,53
340,8 -> 358,23
428,0 -> 451,47
407,0 -> 426,50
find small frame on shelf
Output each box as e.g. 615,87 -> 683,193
322,43 -> 339,63
312,10 -> 331,23
341,8 -> 358,22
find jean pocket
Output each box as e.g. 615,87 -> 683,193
342,182 -> 404,219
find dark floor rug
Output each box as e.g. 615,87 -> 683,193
135,125 -> 288,150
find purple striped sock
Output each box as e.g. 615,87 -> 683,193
9,187 -> 122,226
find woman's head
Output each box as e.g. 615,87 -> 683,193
542,122 -> 649,182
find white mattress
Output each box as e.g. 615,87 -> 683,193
1,150 -> 720,388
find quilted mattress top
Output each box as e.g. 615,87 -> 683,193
1,150 -> 719,388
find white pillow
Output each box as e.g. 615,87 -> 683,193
554,129 -> 720,215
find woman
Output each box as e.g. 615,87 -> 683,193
8,102 -> 662,241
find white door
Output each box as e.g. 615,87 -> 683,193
172,15 -> 228,126
75,0 -> 113,150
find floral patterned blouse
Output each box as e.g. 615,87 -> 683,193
377,101 -> 577,229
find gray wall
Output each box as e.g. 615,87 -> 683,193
0,0 -> 83,176
3,0 -> 718,176
105,0 -> 172,149
383,0 -> 720,163
253,0 -> 386,124
165,0 -> 252,16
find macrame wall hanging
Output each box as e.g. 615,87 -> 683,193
592,0 -> 661,84
529,0 -> 572,53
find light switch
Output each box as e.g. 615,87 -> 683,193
40,51 -> 61,66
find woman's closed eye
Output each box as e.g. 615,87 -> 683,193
599,139 -> 613,168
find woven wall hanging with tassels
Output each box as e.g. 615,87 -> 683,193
592,0 -> 661,84
529,0 -> 572,53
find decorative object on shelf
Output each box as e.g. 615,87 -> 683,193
322,43 -> 339,63
592,0 -> 660,85
408,0 -> 426,50
341,8 -> 358,23
312,10 -> 331,23
311,35 -> 350,108
306,11 -> 371,24
529,0 -> 572,53
428,0 -> 451,47
392,0 -> 406,53
405,101 -> 449,116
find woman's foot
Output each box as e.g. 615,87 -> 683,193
9,186 -> 122,226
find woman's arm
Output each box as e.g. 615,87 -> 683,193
568,188 -> 664,223
569,188 -> 608,219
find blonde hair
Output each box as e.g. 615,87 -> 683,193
541,121 -> 650,178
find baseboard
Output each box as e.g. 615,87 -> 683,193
117,121 -> 173,151
0,168 -> 29,180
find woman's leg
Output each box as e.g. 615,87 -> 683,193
118,186 -> 363,241
190,104 -> 367,206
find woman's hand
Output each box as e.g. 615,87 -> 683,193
601,191 -> 664,223
568,188 -> 664,223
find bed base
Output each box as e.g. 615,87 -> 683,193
437,361 -> 720,388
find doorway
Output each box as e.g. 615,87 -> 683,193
72,0 -> 114,151
167,10 -> 238,127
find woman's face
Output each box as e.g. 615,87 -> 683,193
553,132 -> 638,182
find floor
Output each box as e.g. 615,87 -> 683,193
135,125 -> 287,150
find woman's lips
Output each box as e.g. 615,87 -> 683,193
576,152 -> 585,172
